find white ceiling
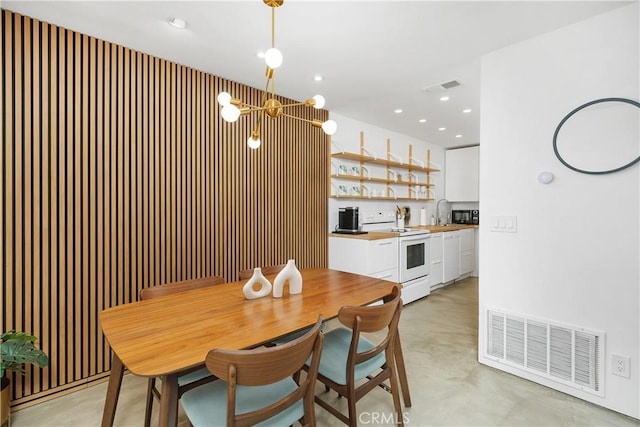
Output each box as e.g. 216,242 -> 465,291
3,0 -> 630,148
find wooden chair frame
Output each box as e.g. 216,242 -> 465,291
203,316 -> 324,427
312,286 -> 403,426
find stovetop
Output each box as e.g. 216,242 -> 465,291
388,228 -> 431,236
359,210 -> 430,236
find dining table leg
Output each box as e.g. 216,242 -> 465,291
394,334 -> 412,407
101,353 -> 125,427
158,373 -> 179,427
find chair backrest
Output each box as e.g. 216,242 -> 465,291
139,275 -> 226,300
205,316 -> 324,426
337,285 -> 402,366
238,264 -> 285,281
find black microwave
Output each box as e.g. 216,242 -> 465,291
452,210 -> 479,225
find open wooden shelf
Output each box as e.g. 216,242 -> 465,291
329,132 -> 440,202
330,195 -> 434,201
331,152 -> 440,173
331,173 -> 435,186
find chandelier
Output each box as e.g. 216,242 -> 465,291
216,0 -> 337,149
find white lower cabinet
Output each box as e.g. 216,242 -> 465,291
429,233 -> 443,289
328,237 -> 399,282
443,231 -> 460,284
459,229 -> 475,276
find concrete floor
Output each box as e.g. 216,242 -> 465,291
10,277 -> 640,426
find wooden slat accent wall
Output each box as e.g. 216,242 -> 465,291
0,10 -> 329,409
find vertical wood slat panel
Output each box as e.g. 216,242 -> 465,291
2,9 -> 328,409
95,37 -> 105,374
39,19 -> 51,393
14,12 -> 25,397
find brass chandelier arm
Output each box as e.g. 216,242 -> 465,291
281,113 -> 324,128
275,100 -> 316,109
262,68 -> 274,109
240,101 -> 308,113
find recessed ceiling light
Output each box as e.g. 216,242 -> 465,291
456,134 -> 462,138
419,119 -> 427,123
462,109 -> 472,113
438,127 -> 446,131
314,75 -> 323,82
440,96 -> 450,101
394,109 -> 403,114
168,17 -> 187,29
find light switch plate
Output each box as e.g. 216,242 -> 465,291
490,216 -> 517,233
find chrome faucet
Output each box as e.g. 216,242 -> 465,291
435,199 -> 448,225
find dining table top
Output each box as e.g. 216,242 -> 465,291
99,268 -> 399,377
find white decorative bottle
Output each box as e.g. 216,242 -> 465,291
242,268 -> 272,300
272,259 -> 302,298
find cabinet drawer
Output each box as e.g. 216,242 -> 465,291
430,233 -> 443,258
329,236 -> 398,277
368,268 -> 398,283
367,238 -> 398,273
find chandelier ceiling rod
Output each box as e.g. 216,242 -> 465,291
216,0 -> 337,150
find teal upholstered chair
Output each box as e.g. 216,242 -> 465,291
180,316 -> 324,427
309,286 -> 404,426
139,275 -> 226,427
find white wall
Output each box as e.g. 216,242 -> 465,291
328,113 -> 446,230
479,3 -> 639,418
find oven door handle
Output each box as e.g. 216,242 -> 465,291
400,235 -> 430,243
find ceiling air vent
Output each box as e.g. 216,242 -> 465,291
421,79 -> 463,93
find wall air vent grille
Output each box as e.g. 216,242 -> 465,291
485,308 -> 603,396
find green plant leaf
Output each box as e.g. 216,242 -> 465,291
1,331 -> 49,378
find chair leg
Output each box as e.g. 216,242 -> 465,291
388,369 -> 404,426
394,334 -> 411,407
143,378 -> 155,427
346,385 -> 358,427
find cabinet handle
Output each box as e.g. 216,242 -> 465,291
377,241 -> 393,246
376,273 -> 393,279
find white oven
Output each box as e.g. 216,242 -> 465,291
352,209 -> 432,304
399,232 -> 430,283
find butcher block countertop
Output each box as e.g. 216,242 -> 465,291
330,224 -> 478,240
330,231 -> 399,240
414,224 -> 479,233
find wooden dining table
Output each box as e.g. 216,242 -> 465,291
99,268 -> 411,426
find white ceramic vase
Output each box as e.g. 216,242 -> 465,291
272,259 -> 302,298
242,267 -> 272,300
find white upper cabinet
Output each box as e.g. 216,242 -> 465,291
445,146 -> 479,202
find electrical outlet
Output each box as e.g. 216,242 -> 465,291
611,354 -> 630,378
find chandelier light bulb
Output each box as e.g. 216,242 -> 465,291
217,91 -> 231,106
264,48 -> 283,69
247,135 -> 261,149
221,104 -> 241,122
322,120 -> 337,136
312,95 -> 325,109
